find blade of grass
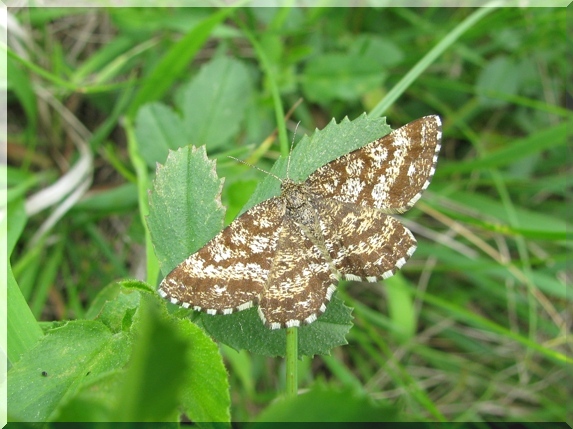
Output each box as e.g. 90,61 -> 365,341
4,48 -> 78,92
436,120 -> 570,175
4,199 -> 43,364
321,355 -> 364,395
421,290 -> 571,366
7,262 -> 44,365
370,6 -> 497,118
236,18 -> 289,156
352,327 -> 447,421
30,239 -> 65,318
89,70 -> 138,153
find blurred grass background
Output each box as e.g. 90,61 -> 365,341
5,6 -> 571,424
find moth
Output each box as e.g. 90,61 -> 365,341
159,116 -> 442,329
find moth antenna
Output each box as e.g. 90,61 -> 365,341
228,156 -> 282,183
286,121 -> 301,180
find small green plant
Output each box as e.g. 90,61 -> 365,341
6,6 -> 570,425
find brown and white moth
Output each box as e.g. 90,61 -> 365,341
158,116 -> 442,329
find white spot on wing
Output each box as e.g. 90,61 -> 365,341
305,314 -> 317,324
326,284 -> 336,300
382,270 -> 393,279
214,285 -> 227,294
407,164 -> 416,176
238,301 -> 253,311
257,307 -> 267,324
407,193 -> 422,206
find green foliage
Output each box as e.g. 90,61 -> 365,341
201,294 -> 352,358
6,6 -> 570,425
254,384 -> 400,422
8,319 -> 132,421
476,56 -> 522,108
301,53 -> 387,103
135,56 -> 254,168
8,281 -> 230,423
179,57 -> 253,150
147,145 -> 225,275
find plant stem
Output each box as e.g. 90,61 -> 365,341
235,16 -> 289,157
285,327 -> 298,397
124,116 -> 159,285
239,15 -> 298,397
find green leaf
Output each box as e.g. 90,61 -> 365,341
254,384 -> 400,422
8,320 -> 131,422
148,145 -> 225,275
53,370 -> 125,422
476,56 -> 520,108
48,280 -> 230,426
177,318 -> 231,424
179,56 -> 253,150
114,287 -> 230,423
85,279 -> 151,333
110,295 -> 189,422
53,294 -> 190,423
135,102 -> 188,168
128,7 -> 235,117
135,57 -> 253,167
202,293 -> 352,358
349,35 -> 405,68
302,53 -> 386,103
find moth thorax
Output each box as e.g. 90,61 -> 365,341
280,180 -> 316,227
282,180 -> 307,209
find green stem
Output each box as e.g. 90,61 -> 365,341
124,116 -> 160,285
238,15 -> 298,397
235,17 -> 289,157
285,327 -> 298,397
